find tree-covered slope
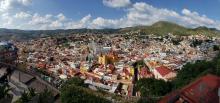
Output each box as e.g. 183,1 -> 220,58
120,21 -> 220,36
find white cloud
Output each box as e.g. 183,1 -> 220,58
1,13 -> 13,27
89,2 -> 220,29
90,17 -> 124,29
181,8 -> 215,27
50,20 -> 63,29
56,13 -> 66,21
0,0 -> 32,12
81,14 -> 91,24
66,14 -> 92,29
0,1 -> 220,30
18,0 -> 32,6
103,0 -> 131,8
14,11 -> 31,19
29,13 -> 52,25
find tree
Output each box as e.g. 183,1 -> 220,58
172,60 -> 215,89
136,78 -> 172,97
133,60 -> 145,68
171,38 -> 182,45
28,88 -> 36,97
17,88 -> 54,103
212,58 -> 220,76
213,45 -> 220,51
16,88 -> 36,103
18,91 -> 30,103
38,89 -> 54,103
190,39 -> 203,47
61,85 -> 111,103
137,97 -> 157,103
0,84 -> 11,100
61,77 -> 111,103
62,77 -> 86,87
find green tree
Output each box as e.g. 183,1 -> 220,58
136,78 -> 172,97
61,85 -> 111,103
19,91 -> 30,103
0,84 -> 11,100
62,77 -> 86,87
28,88 -> 36,97
61,77 -> 111,103
213,58 -> 220,76
213,45 -> 220,51
16,88 -> 36,103
38,89 -> 54,103
172,60 -> 216,89
137,97 -> 157,103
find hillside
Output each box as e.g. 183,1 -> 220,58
120,21 -> 220,36
0,21 -> 220,41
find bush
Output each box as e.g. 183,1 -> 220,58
136,78 -> 172,97
213,45 -> 220,51
61,85 -> 111,103
62,77 -> 86,87
61,77 -> 111,103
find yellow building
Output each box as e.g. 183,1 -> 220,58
98,53 -> 119,65
98,55 -> 107,65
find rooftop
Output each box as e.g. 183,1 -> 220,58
160,74 -> 220,103
155,66 -> 173,77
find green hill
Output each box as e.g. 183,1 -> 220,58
120,21 -> 220,36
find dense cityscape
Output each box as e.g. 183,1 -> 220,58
0,30 -> 220,103
1,0 -> 220,103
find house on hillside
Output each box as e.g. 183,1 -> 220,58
153,66 -> 176,81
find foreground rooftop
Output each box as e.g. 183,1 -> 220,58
160,74 -> 220,103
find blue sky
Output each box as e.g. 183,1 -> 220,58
0,0 -> 220,30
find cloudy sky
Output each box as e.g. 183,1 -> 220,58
0,0 -> 220,30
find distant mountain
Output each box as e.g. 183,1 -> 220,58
0,28 -> 118,41
120,21 -> 220,36
0,21 -> 220,41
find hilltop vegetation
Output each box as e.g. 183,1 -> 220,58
60,77 -> 138,103
120,21 -> 220,36
0,21 -> 220,41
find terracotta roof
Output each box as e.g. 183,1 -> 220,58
159,74 -> 220,103
155,66 -> 173,77
180,74 -> 220,103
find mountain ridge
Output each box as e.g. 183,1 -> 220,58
120,21 -> 220,36
0,21 -> 220,41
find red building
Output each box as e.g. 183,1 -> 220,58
160,74 -> 220,103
